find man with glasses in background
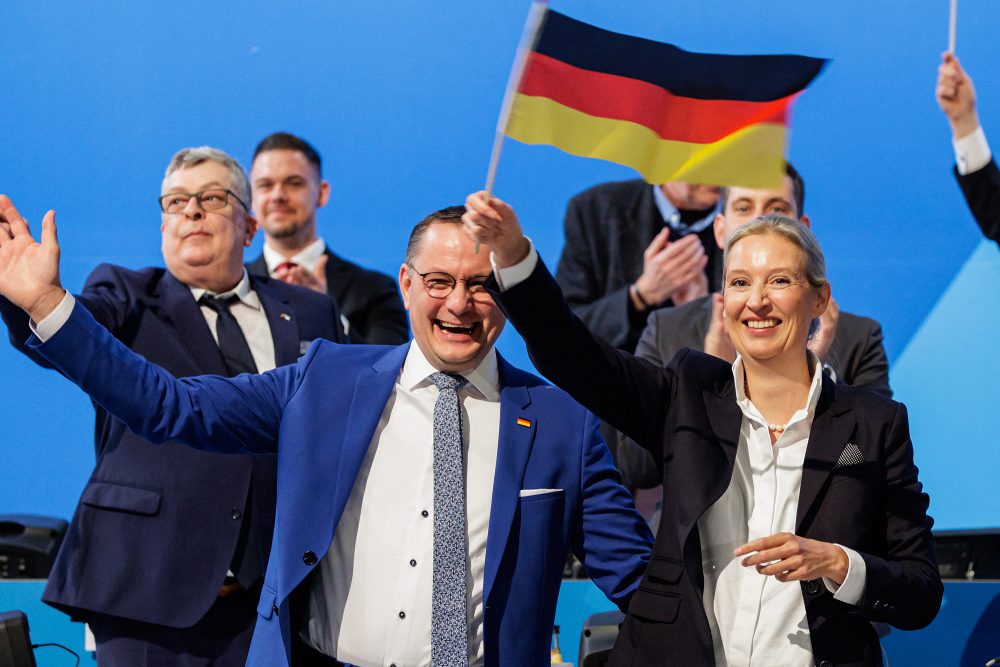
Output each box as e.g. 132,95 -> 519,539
0,146 -> 348,665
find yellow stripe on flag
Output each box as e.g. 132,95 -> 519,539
506,93 -> 787,188
517,417 -> 532,428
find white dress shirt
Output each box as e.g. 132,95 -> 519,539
302,343 -> 501,667
190,270 -> 277,373
954,126 -> 992,175
494,244 -> 866,667
263,236 -> 327,274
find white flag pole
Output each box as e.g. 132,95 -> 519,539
483,1 -> 550,199
948,0 -> 957,53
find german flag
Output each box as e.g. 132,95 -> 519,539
503,7 -> 827,187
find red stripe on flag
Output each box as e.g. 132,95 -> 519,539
519,52 -> 795,145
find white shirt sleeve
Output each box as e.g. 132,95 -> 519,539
489,237 -> 538,291
822,544 -> 867,606
30,291 -> 76,342
954,126 -> 993,175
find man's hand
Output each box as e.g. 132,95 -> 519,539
0,195 -> 66,322
462,191 -> 530,267
670,266 -> 709,306
703,292 -> 736,363
807,295 -> 839,360
936,52 -> 980,139
633,230 -> 707,309
735,532 -> 849,585
273,254 -> 329,295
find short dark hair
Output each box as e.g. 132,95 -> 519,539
405,205 -> 467,264
719,162 -> 805,216
253,132 -> 322,177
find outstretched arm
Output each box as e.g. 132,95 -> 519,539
0,194 -> 290,456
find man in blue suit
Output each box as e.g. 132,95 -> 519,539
0,199 -> 653,666
0,148 -> 349,666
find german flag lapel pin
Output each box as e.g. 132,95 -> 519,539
516,417 -> 532,428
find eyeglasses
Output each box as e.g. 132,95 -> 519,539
159,189 -> 248,214
408,264 -> 492,302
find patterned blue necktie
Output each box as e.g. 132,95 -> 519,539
429,371 -> 469,666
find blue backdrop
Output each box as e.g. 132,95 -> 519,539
3,0 -> 997,529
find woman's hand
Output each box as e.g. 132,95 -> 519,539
735,532 -> 849,585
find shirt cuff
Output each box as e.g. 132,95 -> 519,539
954,126 -> 992,175
30,292 -> 76,342
490,237 -> 537,291
823,544 -> 866,606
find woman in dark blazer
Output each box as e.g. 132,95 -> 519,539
463,193 -> 941,667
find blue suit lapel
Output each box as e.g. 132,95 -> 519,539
330,344 -> 409,523
483,356 -> 537,604
254,277 -> 301,366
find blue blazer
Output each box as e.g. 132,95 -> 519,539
0,264 -> 348,627
31,303 -> 653,666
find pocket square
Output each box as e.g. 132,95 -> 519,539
834,442 -> 864,469
519,488 -> 562,498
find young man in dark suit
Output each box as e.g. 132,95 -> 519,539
0,147 -> 349,665
246,132 -> 409,344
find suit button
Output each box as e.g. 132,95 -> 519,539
818,661 -> 833,667
399,611 -> 406,619
421,510 -> 429,518
272,604 -> 279,614
410,559 -> 417,567
231,507 -> 242,520
805,580 -> 821,595
302,551 -> 318,566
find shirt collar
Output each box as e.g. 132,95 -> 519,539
399,342 -> 501,402
732,351 -> 824,431
263,236 -> 327,273
189,269 -> 261,311
651,185 -> 717,234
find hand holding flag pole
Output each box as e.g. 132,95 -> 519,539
477,1 -> 549,252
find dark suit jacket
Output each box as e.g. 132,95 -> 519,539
494,258 -> 942,667
618,295 -> 892,488
31,306 -> 654,667
0,264 -> 348,628
555,180 -> 721,352
247,246 -> 408,345
955,158 -> 1000,245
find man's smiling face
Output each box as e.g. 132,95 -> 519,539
399,221 -> 505,372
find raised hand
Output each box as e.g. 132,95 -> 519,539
0,195 -> 66,322
936,52 -> 979,139
462,191 -> 531,267
734,532 -> 849,585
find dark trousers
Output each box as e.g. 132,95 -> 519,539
88,583 -> 260,667
291,633 -> 350,666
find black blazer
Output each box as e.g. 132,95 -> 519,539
554,180 -> 721,352
247,246 -> 409,345
955,158 -> 1000,245
494,258 -> 941,667
0,264 -> 348,627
